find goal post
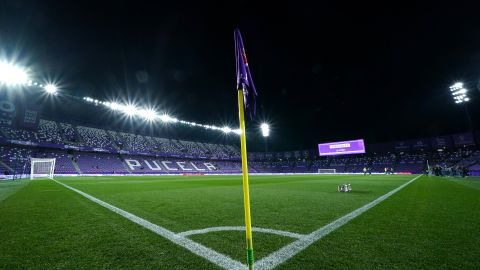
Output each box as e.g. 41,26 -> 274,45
30,158 -> 56,180
318,169 -> 336,174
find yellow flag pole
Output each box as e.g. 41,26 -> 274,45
237,89 -> 254,270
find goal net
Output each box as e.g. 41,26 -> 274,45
318,169 -> 336,174
30,158 -> 56,180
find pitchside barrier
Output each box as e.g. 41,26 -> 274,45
45,172 -> 411,177
0,172 -> 411,180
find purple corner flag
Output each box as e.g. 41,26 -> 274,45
235,28 -> 257,119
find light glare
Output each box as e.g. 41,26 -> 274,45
222,126 -> 232,133
160,114 -> 173,122
260,123 -> 270,137
44,84 -> 58,94
449,82 -> 469,104
0,62 -> 29,85
83,97 -> 241,135
138,109 -> 157,121
123,104 -> 138,116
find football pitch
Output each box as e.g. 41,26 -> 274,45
1,174 -> 479,269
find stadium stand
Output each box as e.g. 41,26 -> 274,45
1,126 -> 38,143
310,158 -> 330,168
77,126 -> 115,150
1,118 -> 478,177
460,150 -> 480,176
38,120 -> 63,143
370,153 -> 395,173
75,152 -> 129,174
177,140 -> 207,156
60,123 -> 79,143
395,152 -> 426,174
151,137 -> 182,154
37,150 -> 78,174
116,132 -> 151,152
0,145 -> 33,174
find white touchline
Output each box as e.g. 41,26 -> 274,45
178,226 -> 305,239
52,175 -> 421,270
52,179 -> 246,270
255,175 -> 422,270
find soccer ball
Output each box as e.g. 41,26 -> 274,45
338,183 -> 352,192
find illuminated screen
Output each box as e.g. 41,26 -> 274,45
318,139 -> 366,156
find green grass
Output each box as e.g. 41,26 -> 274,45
0,179 -> 28,201
449,176 -> 480,190
0,174 -> 478,269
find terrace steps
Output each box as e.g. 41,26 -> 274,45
119,156 -> 132,173
71,159 -> 82,174
0,160 -> 13,173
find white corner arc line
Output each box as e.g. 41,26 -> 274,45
52,179 -> 246,270
255,175 -> 422,270
178,226 -> 305,239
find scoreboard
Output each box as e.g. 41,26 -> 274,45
318,139 -> 366,156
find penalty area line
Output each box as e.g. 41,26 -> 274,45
52,179 -> 246,270
255,175 -> 423,270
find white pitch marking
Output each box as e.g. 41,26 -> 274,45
178,226 -> 305,239
255,175 -> 422,270
52,179 -> 246,270
52,175 -> 421,270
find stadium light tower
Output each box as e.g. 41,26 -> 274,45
450,82 -> 475,143
450,82 -> 469,104
260,123 -> 270,137
260,123 -> 270,156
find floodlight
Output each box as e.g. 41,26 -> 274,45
44,84 -> 58,94
138,109 -> 157,121
80,96 -> 243,135
449,82 -> 469,104
260,123 -> 270,137
0,62 -> 29,85
451,88 -> 467,95
160,114 -> 173,122
122,104 -> 138,116
450,82 -> 463,89
108,102 -> 121,110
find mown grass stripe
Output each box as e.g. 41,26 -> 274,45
52,179 -> 246,270
256,175 -> 422,270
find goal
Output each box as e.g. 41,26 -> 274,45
30,158 -> 56,180
318,169 -> 336,174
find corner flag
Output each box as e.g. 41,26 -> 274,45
235,28 -> 256,270
235,28 -> 258,119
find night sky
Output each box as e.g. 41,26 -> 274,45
1,1 -> 479,151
